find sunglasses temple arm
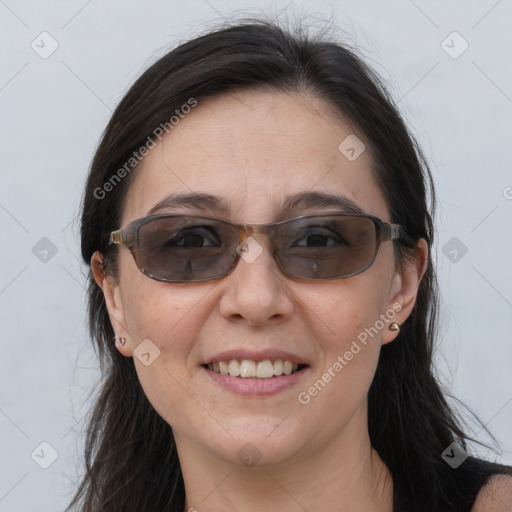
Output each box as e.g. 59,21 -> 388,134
381,223 -> 404,241
109,230 -> 124,245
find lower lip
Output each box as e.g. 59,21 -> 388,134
202,366 -> 310,396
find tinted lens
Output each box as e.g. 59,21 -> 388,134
137,217 -> 238,281
274,215 -> 378,279
133,215 -> 379,282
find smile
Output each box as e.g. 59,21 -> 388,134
203,359 -> 308,379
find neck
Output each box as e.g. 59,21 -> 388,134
177,408 -> 393,512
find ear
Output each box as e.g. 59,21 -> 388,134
381,238 -> 429,345
91,251 -> 132,356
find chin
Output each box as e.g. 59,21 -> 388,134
204,420 -> 307,467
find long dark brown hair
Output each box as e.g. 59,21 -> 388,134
68,18 -> 510,512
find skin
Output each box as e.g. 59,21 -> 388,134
92,90 -> 430,511
473,475 -> 512,512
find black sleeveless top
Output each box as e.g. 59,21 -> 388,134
393,456 -> 512,511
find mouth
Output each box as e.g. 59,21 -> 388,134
202,359 -> 309,379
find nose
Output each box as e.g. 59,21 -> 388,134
218,235 -> 294,326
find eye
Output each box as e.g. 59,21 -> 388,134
292,226 -> 348,248
165,226 -> 222,248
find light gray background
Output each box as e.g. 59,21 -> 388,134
1,1 -> 511,510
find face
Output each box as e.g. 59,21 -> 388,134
94,90 -> 424,468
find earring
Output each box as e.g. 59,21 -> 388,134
117,337 -> 126,346
389,322 -> 400,332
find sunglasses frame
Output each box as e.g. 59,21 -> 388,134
109,211 -> 405,283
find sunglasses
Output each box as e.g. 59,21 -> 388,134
108,212 -> 404,283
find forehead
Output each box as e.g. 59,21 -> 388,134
121,90 -> 390,225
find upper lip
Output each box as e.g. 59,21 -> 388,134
203,349 -> 309,365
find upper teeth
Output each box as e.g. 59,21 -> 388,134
206,359 -> 300,379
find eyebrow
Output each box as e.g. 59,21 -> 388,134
146,191 -> 364,218
281,191 -> 363,217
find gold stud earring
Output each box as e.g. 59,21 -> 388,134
389,322 -> 400,332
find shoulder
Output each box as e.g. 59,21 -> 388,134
471,474 -> 512,512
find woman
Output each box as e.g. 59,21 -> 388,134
68,19 -> 512,512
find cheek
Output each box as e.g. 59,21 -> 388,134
116,259 -> 220,420
305,277 -> 390,398
123,283 -> 212,361
117,248 -> 209,346
313,275 -> 389,346
121,280 -> 210,429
